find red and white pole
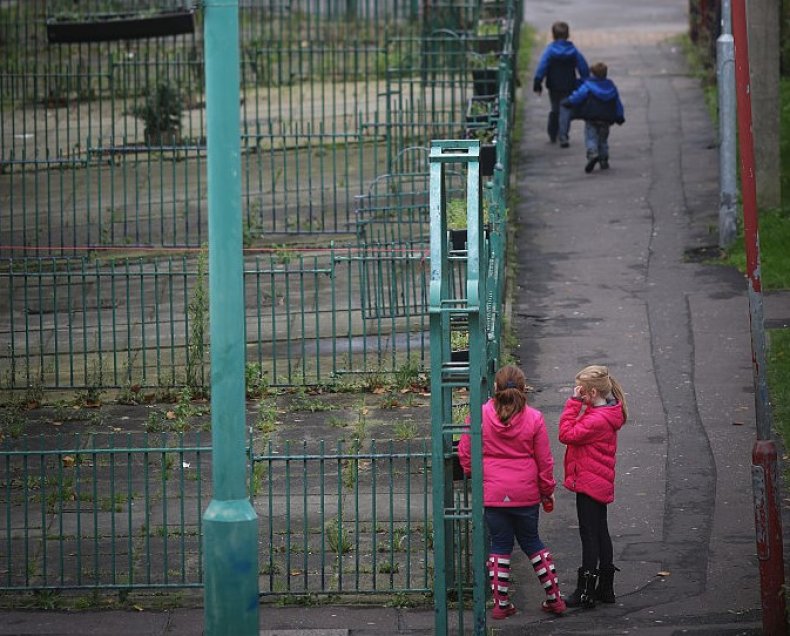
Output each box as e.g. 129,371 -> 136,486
731,1 -> 787,632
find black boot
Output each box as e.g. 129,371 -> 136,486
564,568 -> 597,608
595,564 -> 619,603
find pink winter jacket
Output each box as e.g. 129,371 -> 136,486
457,399 -> 556,507
558,397 -> 626,504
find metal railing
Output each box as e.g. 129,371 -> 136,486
0,431 -> 434,596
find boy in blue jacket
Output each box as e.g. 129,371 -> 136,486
561,62 -> 625,173
532,21 -> 589,147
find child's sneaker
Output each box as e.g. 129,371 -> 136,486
585,156 -> 599,173
599,158 -> 609,169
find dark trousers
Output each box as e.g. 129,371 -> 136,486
485,505 -> 545,556
576,492 -> 613,571
548,90 -> 571,142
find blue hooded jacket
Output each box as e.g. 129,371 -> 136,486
563,77 -> 625,124
533,40 -> 589,93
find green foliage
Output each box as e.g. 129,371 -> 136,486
476,20 -> 502,37
186,248 -> 208,395
677,34 -> 717,121
447,198 -> 466,230
468,51 -> 499,69
0,405 -> 26,439
245,362 -> 270,399
288,389 -> 336,412
393,358 -> 425,391
132,83 -> 184,134
255,398 -> 278,435
325,517 -> 352,554
393,420 -> 419,440
782,79 -> 790,209
723,208 -> 790,290
768,329 -> 790,463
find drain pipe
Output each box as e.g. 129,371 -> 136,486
716,0 -> 737,248
202,0 -> 260,634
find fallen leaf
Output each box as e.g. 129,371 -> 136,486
133,604 -> 144,612
372,387 -> 387,395
166,411 -> 176,420
657,571 -> 671,577
62,455 -> 75,468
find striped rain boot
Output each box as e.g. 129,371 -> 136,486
488,554 -> 517,619
529,548 -> 566,615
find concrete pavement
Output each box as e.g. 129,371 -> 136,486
2,0 -> 788,633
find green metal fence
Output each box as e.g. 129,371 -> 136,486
0,246 -> 433,390
0,0 -> 523,606
1,432 -> 208,590
0,431 -> 435,595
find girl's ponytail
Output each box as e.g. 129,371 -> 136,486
493,365 -> 528,424
609,375 -> 628,423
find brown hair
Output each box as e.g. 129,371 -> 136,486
575,365 -> 628,422
551,21 -> 569,40
493,365 -> 528,424
590,62 -> 608,79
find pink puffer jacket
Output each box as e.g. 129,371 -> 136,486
457,399 -> 556,507
558,397 -> 626,504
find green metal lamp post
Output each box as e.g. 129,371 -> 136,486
202,0 -> 260,634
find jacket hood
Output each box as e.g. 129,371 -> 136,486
599,402 -> 626,432
483,400 -> 527,437
547,40 -> 579,59
585,78 -> 619,101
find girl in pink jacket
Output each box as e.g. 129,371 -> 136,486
458,365 -> 566,619
559,365 -> 628,609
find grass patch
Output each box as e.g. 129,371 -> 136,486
782,78 -> 790,210
768,330 -> 790,461
722,207 -> 790,290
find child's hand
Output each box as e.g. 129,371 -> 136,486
572,385 -> 585,401
541,495 -> 554,513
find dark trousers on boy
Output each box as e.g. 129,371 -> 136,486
549,91 -> 572,145
584,120 -> 611,171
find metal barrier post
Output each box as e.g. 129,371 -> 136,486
202,1 -> 260,634
732,2 -> 787,633
429,139 -> 487,636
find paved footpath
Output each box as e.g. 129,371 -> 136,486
2,0 -> 789,633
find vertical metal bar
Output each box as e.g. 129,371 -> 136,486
4,445 -> 11,587
302,440 -> 309,591
38,439 -> 47,587
75,432 -> 82,586
110,432 -> 117,586
22,437 -> 29,587
161,433 -> 169,585
336,439 -> 344,592
320,439 -> 326,590
144,432 -> 151,584
91,435 -> 99,584
57,434 -> 65,586
285,440 -> 292,591
127,432 -> 133,586
731,2 -> 788,633
716,0 -> 737,248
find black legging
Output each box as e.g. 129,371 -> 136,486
576,492 -> 613,572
